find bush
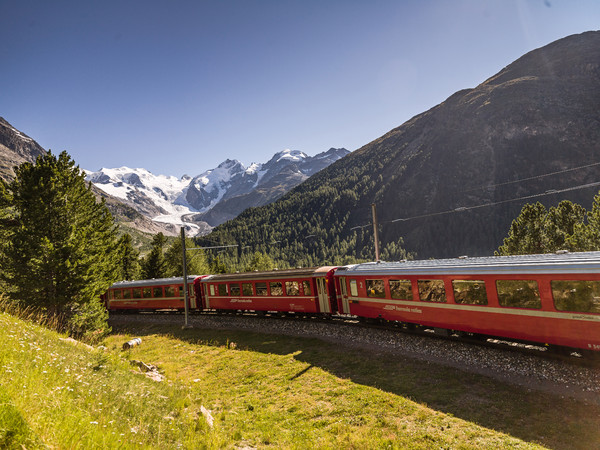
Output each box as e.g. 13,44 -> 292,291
65,298 -> 111,344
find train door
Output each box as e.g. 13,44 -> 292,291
316,277 -> 331,313
204,284 -> 211,309
188,282 -> 197,309
338,277 -> 351,314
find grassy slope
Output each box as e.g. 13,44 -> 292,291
1,313 -> 598,448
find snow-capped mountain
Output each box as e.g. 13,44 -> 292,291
85,148 -> 349,235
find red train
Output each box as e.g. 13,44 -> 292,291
104,251 -> 600,353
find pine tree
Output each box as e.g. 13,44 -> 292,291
571,193 -> 600,251
0,151 -> 118,337
115,233 -> 140,280
244,252 -> 276,271
496,203 -> 548,255
164,236 -> 210,277
496,200 -> 587,255
544,200 -> 586,252
141,232 -> 167,279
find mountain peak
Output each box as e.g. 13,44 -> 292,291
275,149 -> 308,163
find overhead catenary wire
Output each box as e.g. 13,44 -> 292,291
461,161 -> 600,193
348,180 -> 600,230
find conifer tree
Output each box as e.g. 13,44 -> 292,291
141,232 -> 167,279
115,233 -> 140,280
164,236 -> 210,277
496,200 -> 586,255
0,151 -> 118,336
244,252 -> 276,271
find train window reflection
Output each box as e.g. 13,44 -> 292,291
113,289 -> 122,300
165,286 -> 176,297
302,280 -> 312,296
108,290 -> 114,300
270,282 -> 283,296
366,279 -> 386,298
496,280 -> 541,309
551,280 -> 600,313
256,282 -> 268,296
349,279 -> 358,297
153,286 -> 163,298
286,281 -> 300,296
217,284 -> 227,296
452,280 -> 488,305
418,280 -> 447,303
242,283 -> 253,296
230,284 -> 241,296
390,279 -> 413,300
143,287 -> 152,298
123,289 -> 131,299
133,288 -> 142,299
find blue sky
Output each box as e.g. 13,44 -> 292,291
2,0 -> 599,176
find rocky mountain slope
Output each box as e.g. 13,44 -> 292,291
0,117 -> 46,180
205,31 -> 600,261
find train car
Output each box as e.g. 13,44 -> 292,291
334,252 -> 600,352
105,276 -> 206,311
200,267 -> 338,314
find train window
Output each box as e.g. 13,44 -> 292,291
286,281 -> 300,296
132,288 -> 142,299
452,280 -> 488,305
178,285 -> 184,295
551,280 -> 600,313
165,286 -> 176,297
143,287 -> 152,298
217,284 -> 227,296
123,289 -> 131,299
389,280 -> 413,300
418,280 -> 447,303
153,286 -> 163,297
496,280 -> 541,309
209,285 -> 215,296
270,282 -> 283,296
242,283 -> 253,296
349,279 -> 358,297
113,289 -> 122,300
108,290 -> 115,300
230,283 -> 241,296
302,280 -> 312,296
256,282 -> 268,296
188,284 -> 194,297
366,279 -> 386,298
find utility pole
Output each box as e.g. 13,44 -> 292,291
371,203 -> 381,262
181,226 -> 191,328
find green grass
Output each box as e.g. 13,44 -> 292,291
1,312 -> 598,449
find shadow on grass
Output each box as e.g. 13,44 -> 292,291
111,319 -> 600,450
0,386 -> 43,449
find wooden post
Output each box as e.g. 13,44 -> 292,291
371,203 -> 380,262
181,227 -> 190,327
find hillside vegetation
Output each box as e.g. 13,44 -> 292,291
3,306 -> 600,448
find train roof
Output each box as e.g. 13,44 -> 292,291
109,276 -> 203,289
337,251 -> 600,276
201,266 -> 337,282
